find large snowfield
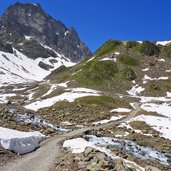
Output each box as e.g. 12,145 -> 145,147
0,127 -> 45,154
0,48 -> 75,84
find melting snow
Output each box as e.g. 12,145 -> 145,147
85,135 -> 171,166
140,103 -> 171,118
24,35 -> 32,40
156,40 -> 171,46
114,52 -> 120,55
142,68 -> 149,72
110,108 -> 131,113
166,69 -> 171,73
0,127 -> 45,154
86,56 -> 95,63
0,93 -> 16,103
139,96 -> 171,103
64,30 -> 69,36
63,137 -> 147,170
42,84 -> 57,97
25,88 -> 100,111
100,58 -> 113,61
167,92 -> 171,97
143,75 -> 168,84
158,58 -> 165,62
127,85 -> 144,96
92,115 -> 123,125
130,115 -> 171,140
57,81 -> 70,88
0,49 -> 75,85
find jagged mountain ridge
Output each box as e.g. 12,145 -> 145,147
0,2 -> 91,62
0,2 -> 92,84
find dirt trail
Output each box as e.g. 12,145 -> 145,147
0,103 -> 140,171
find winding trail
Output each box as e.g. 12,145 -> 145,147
0,103 -> 141,171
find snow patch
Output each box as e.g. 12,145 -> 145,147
0,127 -> 45,154
86,56 -> 95,63
100,57 -> 113,61
114,52 -> 120,55
130,115 -> 171,140
25,88 -> 100,111
64,30 -> 69,36
140,103 -> 171,118
127,85 -> 145,96
24,35 -> 32,40
158,58 -> 165,62
156,40 -> 171,46
143,75 -> 168,84
92,115 -> 123,125
166,92 -> 171,97
142,68 -> 149,72
57,81 -> 70,88
166,69 -> 171,73
110,108 -> 131,113
0,49 -> 76,85
0,93 -> 16,104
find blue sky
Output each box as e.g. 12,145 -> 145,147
0,0 -> 171,52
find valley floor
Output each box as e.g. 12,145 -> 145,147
0,77 -> 171,171
0,105 -> 142,171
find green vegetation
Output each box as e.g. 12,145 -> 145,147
74,60 -> 118,87
126,41 -> 139,49
33,85 -> 49,99
48,65 -> 67,76
47,65 -> 73,82
138,41 -> 160,56
94,40 -> 122,57
119,55 -> 140,66
42,88 -> 65,99
161,45 -> 171,58
143,80 -> 171,96
77,96 -> 121,109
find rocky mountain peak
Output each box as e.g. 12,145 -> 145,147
0,2 -> 91,61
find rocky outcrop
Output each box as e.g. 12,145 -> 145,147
54,147 -> 136,171
0,40 -> 13,53
0,2 -> 91,61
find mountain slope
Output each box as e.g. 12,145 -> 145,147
0,48 -> 75,85
0,2 -> 92,84
1,39 -> 171,170
0,2 -> 91,62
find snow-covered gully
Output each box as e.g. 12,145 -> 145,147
0,103 -> 141,171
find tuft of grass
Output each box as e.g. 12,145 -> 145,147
94,39 -> 122,57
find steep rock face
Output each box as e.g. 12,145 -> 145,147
0,2 -> 91,61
